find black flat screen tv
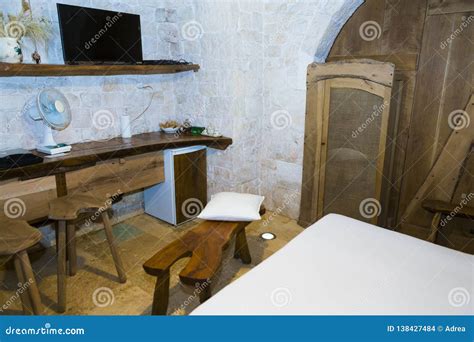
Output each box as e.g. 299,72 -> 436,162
57,4 -> 143,64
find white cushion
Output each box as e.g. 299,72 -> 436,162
197,192 -> 265,221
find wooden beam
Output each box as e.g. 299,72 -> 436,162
427,0 -> 474,15
307,60 -> 395,87
327,53 -> 419,72
400,95 -> 474,225
422,199 -> 474,217
298,80 -> 325,227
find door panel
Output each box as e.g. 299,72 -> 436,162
321,87 -> 386,223
174,149 -> 207,225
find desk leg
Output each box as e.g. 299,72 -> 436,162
54,173 -> 68,251
54,173 -> 77,278
55,173 -> 68,197
152,270 -> 170,315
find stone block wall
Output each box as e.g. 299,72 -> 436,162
174,0 -> 363,219
0,0 -> 362,225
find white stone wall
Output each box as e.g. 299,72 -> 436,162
0,0 -> 362,220
174,0 -> 363,219
0,0 -> 199,150
260,0 -> 363,218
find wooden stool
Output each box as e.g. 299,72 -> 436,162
143,207 -> 264,315
0,218 -> 43,315
49,193 -> 127,312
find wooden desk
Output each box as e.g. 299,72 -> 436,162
0,132 -> 232,182
0,132 -> 232,222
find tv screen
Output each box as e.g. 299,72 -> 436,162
57,4 -> 143,64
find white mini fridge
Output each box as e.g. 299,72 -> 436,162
144,145 -> 207,226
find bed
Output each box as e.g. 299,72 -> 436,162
192,214 -> 473,315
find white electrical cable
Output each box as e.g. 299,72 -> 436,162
131,85 -> 155,123
80,84 -> 156,143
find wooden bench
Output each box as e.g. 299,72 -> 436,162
143,207 -> 264,315
422,199 -> 474,242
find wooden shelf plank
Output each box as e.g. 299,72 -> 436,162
0,63 -> 200,77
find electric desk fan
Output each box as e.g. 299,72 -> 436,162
29,89 -> 72,155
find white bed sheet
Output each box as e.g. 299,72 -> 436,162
192,214 -> 474,315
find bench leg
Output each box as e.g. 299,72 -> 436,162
199,284 -> 212,303
102,212 -> 127,283
233,239 -> 240,259
13,255 -> 33,315
152,270 -> 170,315
17,251 -> 43,315
66,223 -> 77,276
234,228 -> 252,264
428,212 -> 442,243
57,220 -> 67,313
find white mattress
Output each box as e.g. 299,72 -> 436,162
192,214 -> 474,315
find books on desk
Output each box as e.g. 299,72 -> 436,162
37,143 -> 72,155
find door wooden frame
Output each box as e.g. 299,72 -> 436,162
299,60 -> 395,227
